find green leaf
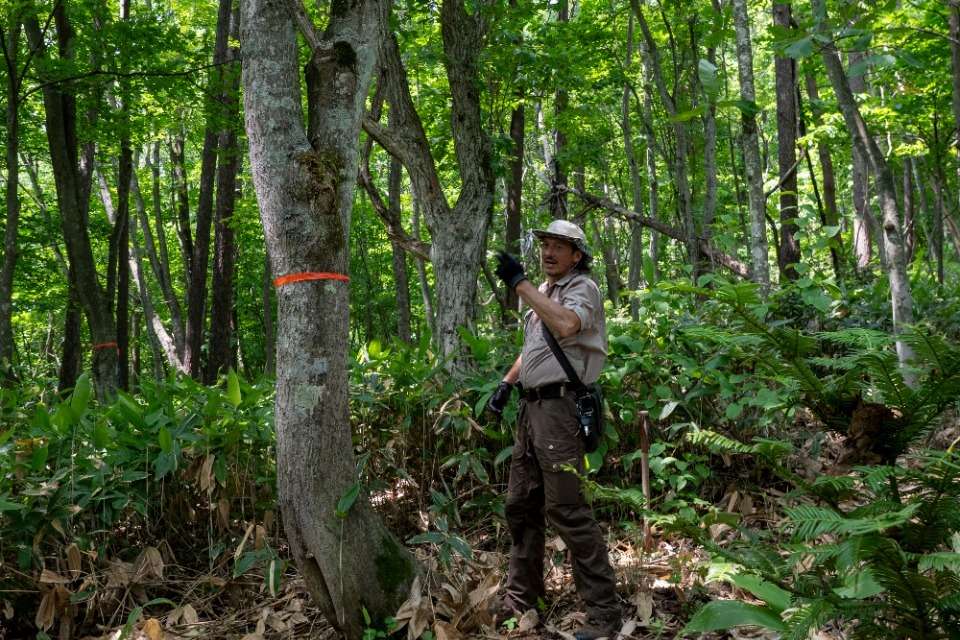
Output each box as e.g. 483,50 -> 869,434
784,35 -> 814,59
659,400 -> 680,420
226,368 -> 241,407
158,426 -> 172,453
408,531 -> 444,545
93,422 -> 111,449
833,568 -> 884,599
669,105 -> 705,122
335,482 -> 361,519
233,550 -> 262,577
698,58 -> 721,96
683,600 -> 786,634
447,535 -> 473,560
494,445 -> 514,466
0,497 -> 25,512
727,574 -> 792,613
70,373 -> 92,418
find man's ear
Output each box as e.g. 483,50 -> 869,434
573,249 -> 583,264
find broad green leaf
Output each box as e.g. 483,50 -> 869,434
494,445 -> 514,466
158,426 -> 172,453
784,35 -> 814,59
226,368 -> 241,407
93,422 -> 111,449
834,568 -> 884,599
727,574 -> 792,613
669,105 -> 705,122
233,551 -> 261,577
698,58 -> 721,96
0,497 -> 25,512
335,482 -> 361,519
70,373 -> 92,418
683,600 -> 786,634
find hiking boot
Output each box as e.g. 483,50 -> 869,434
573,611 -> 622,640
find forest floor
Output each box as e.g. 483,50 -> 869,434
62,525 -> 819,640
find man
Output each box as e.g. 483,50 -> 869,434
489,220 -> 620,640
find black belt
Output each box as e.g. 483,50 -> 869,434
521,382 -> 571,401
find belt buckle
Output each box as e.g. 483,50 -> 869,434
559,384 -> 565,397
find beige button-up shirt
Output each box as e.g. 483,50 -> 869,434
519,270 -> 607,389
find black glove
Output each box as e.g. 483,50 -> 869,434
495,251 -> 527,290
487,381 -> 514,417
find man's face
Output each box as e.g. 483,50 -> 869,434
539,236 -> 582,280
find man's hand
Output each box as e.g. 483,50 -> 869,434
487,381 -> 514,417
495,251 -> 527,290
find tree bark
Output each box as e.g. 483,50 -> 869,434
0,18 -> 22,378
506,101 -> 524,323
949,1 -> 960,208
206,1 -> 242,383
168,133 -> 194,286
25,9 -> 117,400
902,156 -> 915,263
262,249 -> 275,376
732,0 -> 770,290
241,0 -> 415,637
814,0 -> 915,378
773,3 -> 800,280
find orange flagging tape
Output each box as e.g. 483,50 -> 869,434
273,272 -> 350,287
92,341 -> 118,351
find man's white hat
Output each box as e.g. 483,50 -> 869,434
532,219 -> 591,258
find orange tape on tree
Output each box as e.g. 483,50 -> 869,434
92,341 -> 118,351
273,272 -> 350,287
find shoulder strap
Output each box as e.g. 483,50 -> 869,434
541,323 -> 587,392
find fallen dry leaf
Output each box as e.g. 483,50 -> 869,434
619,618 -> 639,637
200,454 -> 215,493
3,600 -> 13,619
66,543 -> 83,576
39,569 -> 70,584
434,620 -> 463,640
181,604 -> 198,625
135,547 -> 164,582
35,590 -> 56,630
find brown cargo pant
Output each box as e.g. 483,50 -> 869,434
503,395 -> 619,617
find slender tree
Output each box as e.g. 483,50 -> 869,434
732,0 -> 771,289
773,2 -> 800,280
0,16 -> 22,377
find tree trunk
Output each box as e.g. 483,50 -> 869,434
25,10 -> 118,400
241,1 -> 415,637
623,14 -> 644,320
206,3 -> 242,383
902,156 -> 915,263
186,0 -> 234,378
803,70 -> 842,279
262,249 -> 276,376
847,51 -> 873,273
949,1 -> 960,210
388,153 -> 412,343
506,102 -> 524,323
168,133 -> 194,286
732,0 -> 770,290
549,0 -> 569,220
59,282 -> 82,394
814,0 -> 915,378
0,19 -> 21,378
412,200 -> 435,340
773,3 -> 800,280
117,143 -> 132,390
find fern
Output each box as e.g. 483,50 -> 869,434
785,503 -> 920,541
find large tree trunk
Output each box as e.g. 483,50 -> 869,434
59,283 -> 83,394
814,0 -> 915,378
116,142 -> 133,390
949,1 -> 960,210
241,1 -> 415,637
26,9 -> 117,400
773,2 -> 800,280
186,0 -> 234,378
0,18 -> 21,378
732,0 -> 770,290
206,3 -> 242,383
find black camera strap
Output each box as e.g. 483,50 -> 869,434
541,323 -> 588,394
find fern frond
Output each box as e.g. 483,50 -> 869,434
858,351 -> 909,408
686,430 -> 754,454
784,503 -> 920,541
817,328 -> 893,350
781,599 -> 835,640
918,553 -> 960,573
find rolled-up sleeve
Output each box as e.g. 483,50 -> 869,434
561,278 -> 600,333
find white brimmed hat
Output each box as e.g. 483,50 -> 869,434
532,219 -> 591,258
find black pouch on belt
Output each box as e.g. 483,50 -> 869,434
542,325 -> 603,453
